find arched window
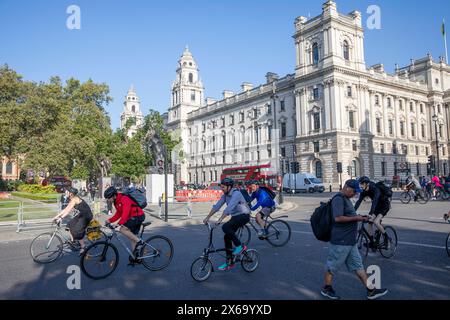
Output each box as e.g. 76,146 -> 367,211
343,40 -> 349,60
315,161 -> 323,179
6,162 -> 13,175
131,105 -> 135,113
312,43 -> 319,65
189,73 -> 193,83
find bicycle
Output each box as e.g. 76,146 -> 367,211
30,219 -> 106,264
357,219 -> 398,259
236,211 -> 291,247
190,223 -> 259,282
80,221 -> 174,280
434,187 -> 450,201
399,187 -> 429,204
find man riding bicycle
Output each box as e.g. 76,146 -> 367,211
354,176 -> 390,249
247,180 -> 276,238
405,174 -> 422,202
203,178 -> 251,271
104,186 -> 145,263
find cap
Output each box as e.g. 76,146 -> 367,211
345,179 -> 363,193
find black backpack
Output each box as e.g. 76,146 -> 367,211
260,186 -> 277,200
375,181 -> 393,199
310,195 -> 340,242
122,187 -> 148,209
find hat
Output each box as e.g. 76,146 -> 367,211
345,179 -> 362,193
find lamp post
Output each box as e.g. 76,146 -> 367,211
432,114 -> 440,176
279,154 -> 284,204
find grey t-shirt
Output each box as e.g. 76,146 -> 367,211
330,194 -> 358,246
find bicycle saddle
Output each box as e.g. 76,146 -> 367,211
142,222 -> 152,228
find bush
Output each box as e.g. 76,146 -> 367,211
0,179 -> 24,192
17,184 -> 56,194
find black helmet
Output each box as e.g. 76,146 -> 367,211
67,187 -> 78,195
247,180 -> 260,185
220,178 -> 234,187
104,186 -> 117,199
358,176 -> 370,184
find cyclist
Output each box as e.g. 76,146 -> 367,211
53,187 -> 93,255
247,180 -> 276,238
203,178 -> 251,271
431,175 -> 444,200
354,176 -> 390,249
405,174 -> 422,201
104,186 -> 145,263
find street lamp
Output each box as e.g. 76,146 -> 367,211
432,114 -> 440,176
279,154 -> 284,204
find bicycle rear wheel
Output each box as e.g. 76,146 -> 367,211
379,226 -> 398,258
357,231 -> 369,260
236,225 -> 251,246
417,191 -> 429,204
399,192 -> 411,204
446,233 -> 450,258
265,220 -> 291,247
30,232 -> 64,263
241,249 -> 259,272
140,235 -> 174,271
190,257 -> 212,282
80,241 -> 118,280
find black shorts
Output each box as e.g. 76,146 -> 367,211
67,215 -> 92,240
122,215 -> 145,235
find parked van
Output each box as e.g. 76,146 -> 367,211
282,173 -> 325,193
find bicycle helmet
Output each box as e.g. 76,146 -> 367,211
358,176 -> 371,184
67,187 -> 78,195
104,186 -> 117,199
220,178 -> 234,187
249,180 -> 260,185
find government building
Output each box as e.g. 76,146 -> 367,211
166,1 -> 450,188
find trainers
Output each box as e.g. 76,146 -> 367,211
320,286 -> 341,300
218,262 -> 235,271
367,288 -> 388,300
232,245 -> 247,255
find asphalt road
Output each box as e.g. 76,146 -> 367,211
0,195 -> 449,300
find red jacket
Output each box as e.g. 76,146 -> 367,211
108,193 -> 144,225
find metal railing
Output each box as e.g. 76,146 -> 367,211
158,196 -> 193,219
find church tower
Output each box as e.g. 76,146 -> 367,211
120,85 -> 144,138
167,47 -> 205,184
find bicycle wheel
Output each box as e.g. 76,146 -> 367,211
30,232 -> 63,263
190,257 -> 213,282
399,192 -> 411,204
417,191 -> 429,204
357,231 -> 369,260
80,241 -> 118,280
241,249 -> 259,272
140,235 -> 174,271
265,220 -> 291,247
379,226 -> 398,258
446,233 -> 450,258
236,225 -> 251,246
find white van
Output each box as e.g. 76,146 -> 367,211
282,173 -> 325,193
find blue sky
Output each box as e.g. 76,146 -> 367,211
1,0 -> 449,130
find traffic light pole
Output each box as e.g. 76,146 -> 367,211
434,119 -> 440,176
164,146 -> 168,222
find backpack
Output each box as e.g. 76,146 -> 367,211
260,186 -> 277,200
310,194 -> 340,242
122,187 -> 148,209
375,181 -> 393,199
238,189 -> 253,206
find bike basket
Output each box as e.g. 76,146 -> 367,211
86,219 -> 102,241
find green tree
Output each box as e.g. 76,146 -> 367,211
110,139 -> 146,179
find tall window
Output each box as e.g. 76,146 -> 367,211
399,100 -> 403,110
314,141 -> 320,153
375,95 -> 379,106
380,143 -> 385,154
315,161 -> 323,179
347,86 -> 352,97
421,124 -> 425,138
313,88 -> 319,100
281,122 -> 287,138
343,40 -> 349,60
189,73 -> 193,83
376,118 -> 381,134
191,90 -> 195,102
410,102 -> 414,112
314,112 -> 320,130
131,105 -> 135,113
349,111 -> 355,129
222,135 -> 226,150
411,123 -> 415,137
281,147 -> 286,157
212,136 -> 215,151
239,112 -> 244,122
388,119 -> 393,135
268,124 -> 273,141
426,147 -> 429,156
393,142 -> 397,154
268,148 -> 272,158
312,43 -> 319,65
6,162 -> 12,175
280,100 -> 285,111
267,104 -> 272,115
387,97 -> 392,108
439,124 -> 443,138
230,114 -> 234,125
253,108 -> 258,119
202,123 -> 206,133
254,126 -> 259,144
381,162 -> 386,176
400,121 -> 405,136
420,104 -> 424,113
415,146 -> 419,155
221,117 -> 225,127
352,140 -> 357,151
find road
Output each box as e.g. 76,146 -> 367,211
0,194 -> 449,300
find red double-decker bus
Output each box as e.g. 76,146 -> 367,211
220,164 -> 278,189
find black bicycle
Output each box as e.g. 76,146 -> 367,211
236,211 -> 291,247
357,220 -> 398,259
190,223 -> 259,282
80,221 -> 174,280
399,187 -> 429,204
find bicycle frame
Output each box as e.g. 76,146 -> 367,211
246,213 -> 289,235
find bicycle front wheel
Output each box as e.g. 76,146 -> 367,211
446,233 -> 450,258
357,231 -> 369,260
265,220 -> 291,247
399,192 -> 411,204
190,257 -> 212,282
80,241 -> 119,280
30,232 -> 63,263
236,225 -> 251,246
379,226 -> 398,258
140,235 -> 174,271
417,191 -> 429,204
241,249 -> 259,272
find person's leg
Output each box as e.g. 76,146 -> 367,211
119,225 -> 140,252
222,221 -> 234,261
321,244 -> 348,299
255,211 -> 265,229
373,214 -> 385,234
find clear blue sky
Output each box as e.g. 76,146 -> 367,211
1,0 -> 449,130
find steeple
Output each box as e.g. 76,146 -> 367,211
120,85 -> 144,138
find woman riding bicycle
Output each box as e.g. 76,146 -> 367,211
203,178 -> 251,271
53,187 -> 93,255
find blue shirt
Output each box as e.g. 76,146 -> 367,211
330,194 -> 358,246
250,188 -> 276,211
211,188 -> 251,216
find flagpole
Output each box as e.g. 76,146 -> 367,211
444,19 -> 448,64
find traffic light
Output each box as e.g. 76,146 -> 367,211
157,159 -> 164,175
290,162 -> 299,174
337,162 -> 343,173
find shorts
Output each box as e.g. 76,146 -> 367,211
67,215 -> 92,240
258,206 -> 276,218
122,215 -> 145,235
326,244 -> 364,275
374,205 -> 390,217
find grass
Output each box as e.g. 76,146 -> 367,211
0,199 -> 21,222
0,194 -> 59,222
11,192 -> 59,202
